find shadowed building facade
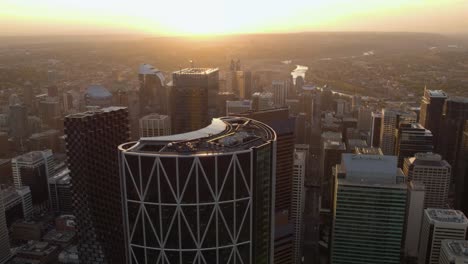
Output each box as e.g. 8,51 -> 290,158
119,117 -> 276,264
65,107 -> 130,264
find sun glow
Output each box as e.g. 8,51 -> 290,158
0,0 -> 467,36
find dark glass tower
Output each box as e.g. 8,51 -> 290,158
119,117 -> 276,264
419,89 -> 447,152
65,107 -> 130,264
395,123 -> 434,168
139,64 -> 167,115
170,68 -> 219,134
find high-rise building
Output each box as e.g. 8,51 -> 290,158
0,191 -> 11,264
380,109 -> 417,155
38,98 -> 61,128
439,97 -> 468,177
395,123 -> 434,167
64,107 -> 129,264
291,145 -> 307,264
439,239 -> 468,264
404,153 -> 451,209
11,150 -> 54,210
139,114 -> 171,137
170,68 -> 219,134
357,106 -> 373,131
84,85 -> 113,108
319,139 -> 345,211
419,89 -> 447,152
404,182 -> 425,259
271,80 -> 288,106
119,117 -> 276,264
370,111 -> 382,147
139,64 -> 167,115
252,92 -> 274,111
1,186 -> 33,227
418,209 -> 468,264
458,121 -> 468,216
9,104 -> 29,143
48,167 -> 72,214
226,100 -> 252,115
331,153 -> 408,264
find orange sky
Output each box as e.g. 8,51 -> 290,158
1,0 -> 467,36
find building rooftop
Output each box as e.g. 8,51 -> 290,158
48,168 -> 71,184
140,113 -> 169,121
441,240 -> 468,260
43,229 -> 76,244
173,68 -> 218,75
406,152 -> 451,168
12,150 -> 52,164
121,117 -> 276,155
324,140 -> 346,150
340,153 -> 399,184
85,85 -> 112,99
447,96 -> 468,103
65,106 -> 127,119
354,147 -> 383,155
29,129 -> 59,139
139,64 -> 165,86
426,209 -> 468,224
425,89 -> 448,98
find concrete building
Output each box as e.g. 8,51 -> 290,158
252,92 -> 274,111
357,106 -> 373,131
139,64 -> 167,115
271,80 -> 288,106
380,109 -> 417,155
11,150 -> 54,210
331,153 -> 408,264
139,113 -> 171,137
84,85 -> 113,108
2,186 -> 33,227
291,145 -> 307,264
370,111 -> 382,147
459,121 -> 468,216
404,153 -> 451,209
171,68 -> 219,134
0,190 -> 11,264
418,209 -> 468,264
48,168 -> 72,214
405,182 -> 426,258
439,240 -> 468,264
119,117 -> 276,264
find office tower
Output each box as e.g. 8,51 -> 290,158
11,150 -> 54,210
252,92 -> 274,111
28,129 -> 61,152
0,191 -> 11,264
439,240 -> 468,264
65,107 -> 129,264
38,98 -> 61,128
333,99 -> 347,117
458,121 -> 468,215
226,100 -> 252,115
63,91 -> 74,112
244,71 -> 253,99
342,117 -> 357,143
380,109 -> 417,155
419,89 -> 447,152
271,80 -> 288,106
84,85 -> 113,108
370,111 -> 382,147
119,117 -> 276,264
351,95 -> 361,111
2,186 -> 33,227
217,92 -> 238,116
357,106 -> 372,131
404,153 -> 451,208
0,133 -> 8,158
440,98 -> 468,173
404,182 -> 425,258
139,114 -> 171,137
331,154 -> 408,264
292,145 -> 307,264
139,64 -> 167,115
395,123 -> 434,167
319,139 -> 345,211
9,104 -> 29,141
22,82 -> 34,110
48,167 -> 72,214
418,209 -> 468,264
170,68 -> 219,134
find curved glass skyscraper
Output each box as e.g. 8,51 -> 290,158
119,117 -> 276,264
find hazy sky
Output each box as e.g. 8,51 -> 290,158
1,0 -> 467,36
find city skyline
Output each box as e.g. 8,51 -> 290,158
1,0 -> 468,36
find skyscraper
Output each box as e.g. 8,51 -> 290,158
404,182 -> 425,259
170,68 -> 219,134
419,89 -> 447,152
331,153 -> 408,264
319,139 -> 345,211
404,153 -> 451,209
65,107 -> 129,264
291,145 -> 307,264
271,80 -> 288,107
48,167 -> 72,214
139,114 -> 171,137
395,123 -> 434,167
418,209 -> 468,264
370,112 -> 382,147
11,150 -> 54,211
139,64 -> 167,115
458,121 -> 468,216
0,191 -> 11,264
119,117 -> 276,264
380,109 -> 417,155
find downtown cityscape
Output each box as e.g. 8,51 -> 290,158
1,1 -> 468,264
